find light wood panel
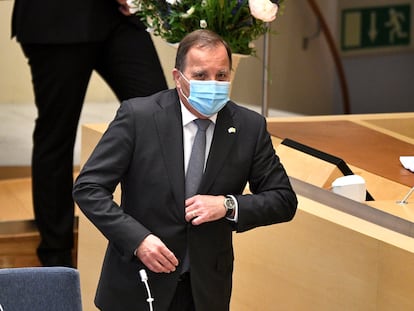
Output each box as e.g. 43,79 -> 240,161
347,164 -> 410,201
275,141 -> 345,189
0,227 -> 78,269
0,230 -> 41,268
77,210 -> 106,311
0,173 -> 79,268
0,178 -> 33,221
77,124 -> 111,311
0,166 -> 31,180
230,196 -> 414,311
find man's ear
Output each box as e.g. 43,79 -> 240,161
172,68 -> 181,88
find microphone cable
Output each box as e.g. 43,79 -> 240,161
139,269 -> 154,311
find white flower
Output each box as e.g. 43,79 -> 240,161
146,27 -> 154,34
200,20 -> 208,28
181,6 -> 195,18
248,0 -> 278,22
166,0 -> 180,5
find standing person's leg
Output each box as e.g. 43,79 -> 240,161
21,43 -> 98,267
96,22 -> 168,101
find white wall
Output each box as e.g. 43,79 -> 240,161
262,0 -> 337,114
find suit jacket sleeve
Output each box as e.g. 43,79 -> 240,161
225,105 -> 297,232
73,101 -> 152,261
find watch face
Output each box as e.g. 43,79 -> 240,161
226,198 -> 235,209
225,197 -> 235,216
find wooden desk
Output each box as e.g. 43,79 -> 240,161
230,113 -> 414,311
268,113 -> 414,187
268,113 -> 414,200
231,190 -> 414,311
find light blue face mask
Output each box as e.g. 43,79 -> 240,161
180,72 -> 230,117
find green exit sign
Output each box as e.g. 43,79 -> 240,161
341,4 -> 411,51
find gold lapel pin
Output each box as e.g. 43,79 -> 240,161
228,127 -> 236,134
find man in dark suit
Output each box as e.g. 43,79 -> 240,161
73,29 -> 297,311
11,0 -> 168,267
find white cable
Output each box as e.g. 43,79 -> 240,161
139,269 -> 154,311
0,304 -> 3,311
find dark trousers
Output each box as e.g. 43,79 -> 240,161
20,22 -> 167,267
168,273 -> 195,311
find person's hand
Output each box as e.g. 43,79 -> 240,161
116,0 -> 130,16
116,0 -> 139,16
135,234 -> 179,273
185,195 -> 226,225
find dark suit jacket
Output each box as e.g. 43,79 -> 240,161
73,89 -> 297,311
12,0 -> 145,43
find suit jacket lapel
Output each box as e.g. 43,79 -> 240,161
200,104 -> 238,193
154,94 -> 185,210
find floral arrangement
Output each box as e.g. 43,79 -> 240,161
131,0 -> 284,55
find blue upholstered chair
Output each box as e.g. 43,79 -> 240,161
0,266 -> 82,311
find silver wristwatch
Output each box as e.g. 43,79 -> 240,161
224,195 -> 236,217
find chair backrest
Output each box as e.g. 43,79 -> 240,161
0,266 -> 82,311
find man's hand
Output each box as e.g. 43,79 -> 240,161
185,195 -> 226,225
135,234 -> 179,273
